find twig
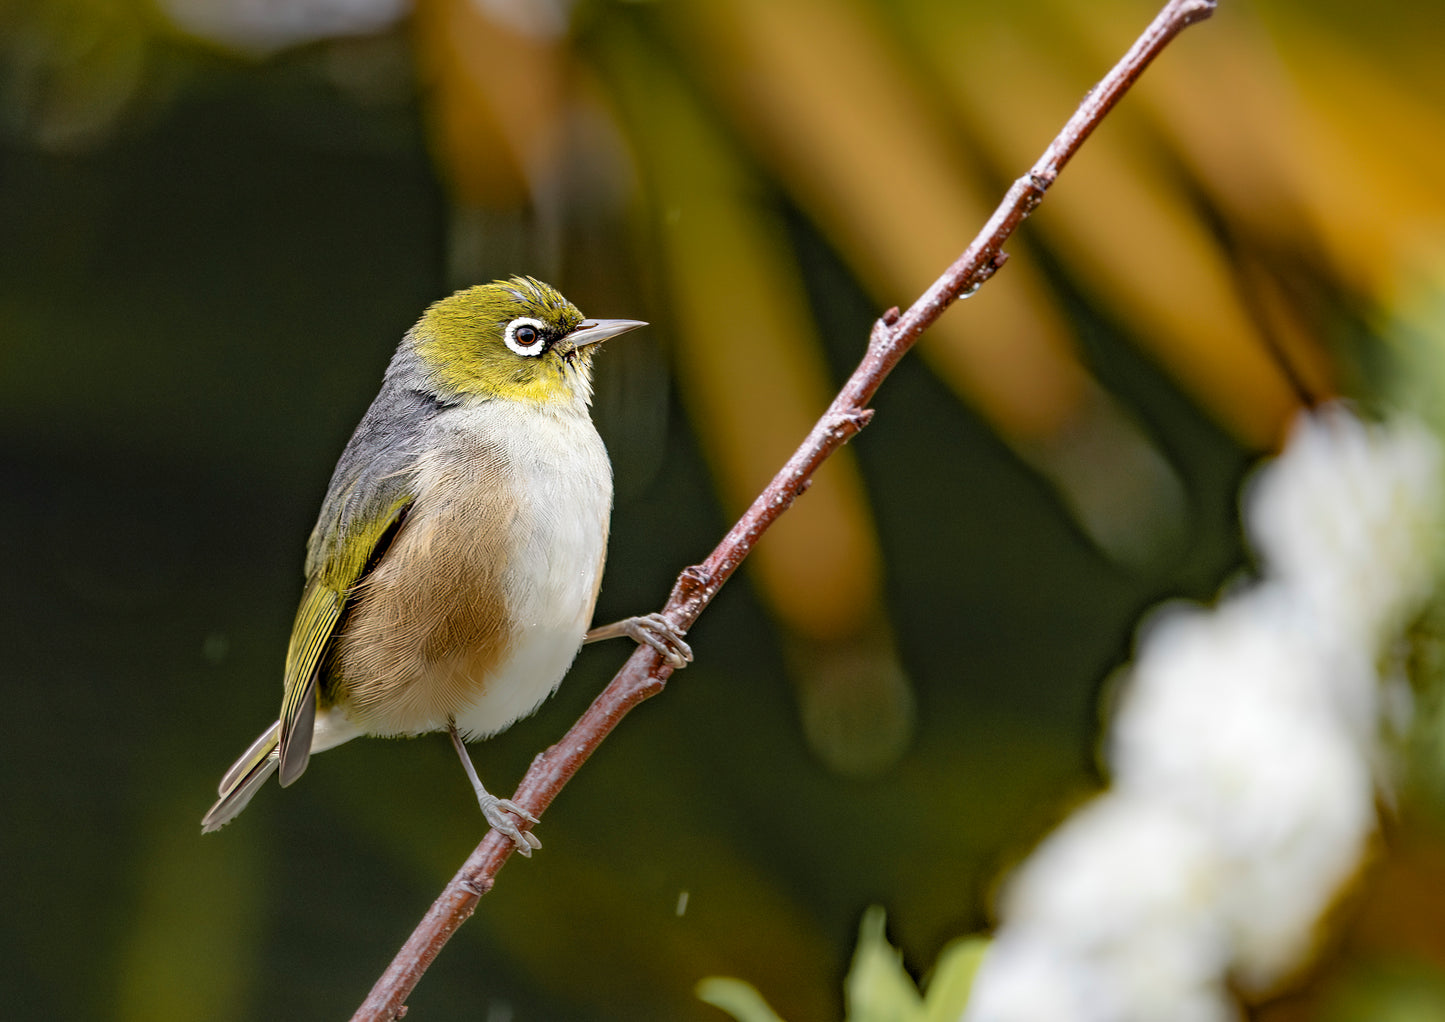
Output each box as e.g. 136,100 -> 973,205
351,1 -> 1218,1017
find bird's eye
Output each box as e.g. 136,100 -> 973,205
504,317 -> 548,357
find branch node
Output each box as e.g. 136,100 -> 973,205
960,250 -> 1011,297
669,565 -> 711,607
882,306 -> 901,325
1182,0 -> 1218,23
868,316 -> 894,352
458,875 -> 492,898
827,407 -> 875,441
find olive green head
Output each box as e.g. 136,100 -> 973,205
410,276 -> 644,406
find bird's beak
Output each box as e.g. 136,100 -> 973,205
565,318 -> 647,351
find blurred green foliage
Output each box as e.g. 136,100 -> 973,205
699,908 -> 986,1022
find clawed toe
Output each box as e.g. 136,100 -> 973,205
585,611 -> 694,667
480,796 -> 542,855
627,612 -> 693,668
494,798 -> 540,825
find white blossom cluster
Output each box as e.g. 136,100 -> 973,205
964,406 -> 1442,1022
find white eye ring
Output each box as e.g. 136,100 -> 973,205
504,317 -> 548,357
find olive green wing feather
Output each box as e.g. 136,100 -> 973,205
275,387 -> 437,786
275,580 -> 343,785
276,480 -> 414,786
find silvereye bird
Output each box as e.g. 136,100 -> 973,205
202,277 -> 690,852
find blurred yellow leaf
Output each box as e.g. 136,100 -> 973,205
596,21 -> 882,643
666,0 -> 1092,440
413,0 -> 566,206
903,0 -> 1305,447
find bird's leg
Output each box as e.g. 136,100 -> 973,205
447,721 -> 541,856
585,612 -> 693,668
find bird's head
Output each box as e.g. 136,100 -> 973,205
411,276 -> 644,407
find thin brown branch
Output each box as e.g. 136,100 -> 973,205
351,1 -> 1217,1017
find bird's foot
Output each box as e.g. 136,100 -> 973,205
478,792 -> 542,856
610,612 -> 693,668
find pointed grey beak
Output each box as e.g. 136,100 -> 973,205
566,318 -> 647,350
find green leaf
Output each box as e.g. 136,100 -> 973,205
845,907 -> 924,1022
697,977 -> 791,1022
921,937 -> 990,1022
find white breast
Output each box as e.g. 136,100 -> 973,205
446,400 -> 612,740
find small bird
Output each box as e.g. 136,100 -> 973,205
202,277 -> 690,851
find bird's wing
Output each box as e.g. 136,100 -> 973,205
275,579 -> 342,785
275,389 -> 433,786
276,478 -> 414,786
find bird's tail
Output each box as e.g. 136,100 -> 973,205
202,721 -> 281,833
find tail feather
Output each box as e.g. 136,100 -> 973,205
203,721 -> 281,833
219,720 -> 282,795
